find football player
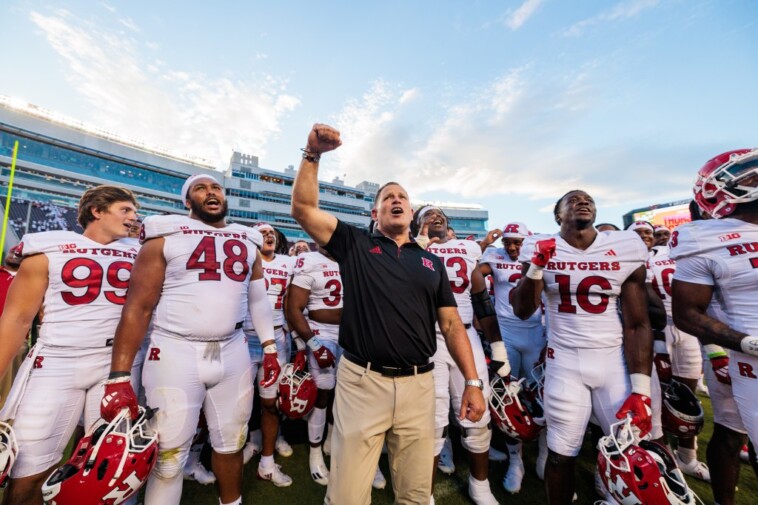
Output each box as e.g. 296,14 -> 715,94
479,221 -> 548,490
654,225 -> 672,247
291,240 -> 311,256
629,220 -> 710,481
416,206 -> 510,505
242,223 -> 297,487
672,149 -> 758,501
100,174 -> 279,505
511,190 -> 653,505
0,186 -> 139,505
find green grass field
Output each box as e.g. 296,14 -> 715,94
178,390 -> 758,504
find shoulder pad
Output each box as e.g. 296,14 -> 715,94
140,215 -> 192,241
668,222 -> 703,260
18,231 -> 81,256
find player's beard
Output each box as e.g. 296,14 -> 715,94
190,198 -> 228,224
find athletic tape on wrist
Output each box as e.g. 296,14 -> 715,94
703,343 -> 727,359
526,263 -> 544,280
630,373 -> 651,397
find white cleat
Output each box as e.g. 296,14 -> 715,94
437,437 -> 455,475
309,450 -> 329,486
468,476 -> 499,505
372,466 -> 387,490
675,454 -> 711,482
257,463 -> 293,487
695,379 -> 709,397
275,435 -> 294,458
488,446 -> 508,462
503,457 -> 525,494
183,460 -> 216,485
242,439 -> 262,465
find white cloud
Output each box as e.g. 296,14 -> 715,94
328,65 -> 690,210
118,17 -> 140,32
505,0 -> 544,30
29,10 -> 298,169
564,0 -> 660,37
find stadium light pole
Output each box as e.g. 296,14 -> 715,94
0,140 -> 19,266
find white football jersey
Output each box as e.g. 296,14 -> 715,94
670,218 -> 758,338
19,230 -> 140,349
144,215 -> 262,341
426,240 -> 482,324
646,246 -> 677,315
261,254 -> 296,326
291,252 -> 343,311
519,231 -> 647,349
481,247 -> 541,327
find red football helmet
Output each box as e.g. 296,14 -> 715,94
0,421 -> 18,487
693,148 -> 758,218
489,376 -> 544,442
661,380 -> 704,437
278,363 -> 317,420
42,407 -> 158,505
598,418 -> 700,505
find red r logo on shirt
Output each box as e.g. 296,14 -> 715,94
148,348 -> 161,361
422,258 -> 435,271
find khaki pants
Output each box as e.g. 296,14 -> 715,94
325,357 -> 435,505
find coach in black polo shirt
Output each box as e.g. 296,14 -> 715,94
292,123 -> 486,505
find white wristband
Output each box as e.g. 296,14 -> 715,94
653,340 -> 668,355
703,343 -> 727,359
740,336 -> 758,357
307,337 -> 323,351
263,343 -> 277,355
630,373 -> 651,397
525,263 -> 544,280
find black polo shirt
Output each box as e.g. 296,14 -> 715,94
325,220 -> 457,367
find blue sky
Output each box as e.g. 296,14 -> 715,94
1,0 -> 756,232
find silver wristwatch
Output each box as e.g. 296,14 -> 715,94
464,379 -> 484,389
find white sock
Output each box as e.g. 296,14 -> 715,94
507,442 -> 522,458
220,497 -> 242,505
308,407 -> 327,444
677,446 -> 697,464
260,454 -> 275,468
310,445 -> 323,457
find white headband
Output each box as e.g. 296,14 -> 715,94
626,221 -> 654,233
254,223 -> 274,232
181,174 -> 221,200
416,205 -> 442,225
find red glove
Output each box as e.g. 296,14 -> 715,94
293,350 -> 307,372
653,353 -> 672,384
616,393 -> 652,438
710,355 -> 731,385
308,337 -> 336,368
261,345 -> 282,387
101,375 -> 138,421
531,238 -> 556,268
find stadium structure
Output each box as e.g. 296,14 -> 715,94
0,96 -> 488,250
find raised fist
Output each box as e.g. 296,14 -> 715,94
306,124 -> 342,155
531,238 -> 556,268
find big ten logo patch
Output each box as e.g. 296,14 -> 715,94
148,348 -> 161,361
